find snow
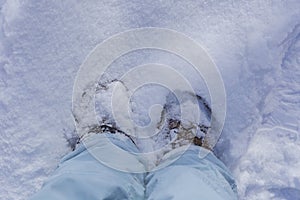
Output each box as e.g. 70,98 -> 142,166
0,0 -> 299,200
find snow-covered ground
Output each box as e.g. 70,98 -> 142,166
0,1 -> 299,199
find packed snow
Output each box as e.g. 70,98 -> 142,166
0,1 -> 299,200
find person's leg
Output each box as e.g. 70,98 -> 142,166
145,145 -> 238,200
30,133 -> 145,200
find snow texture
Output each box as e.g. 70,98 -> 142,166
0,1 -> 299,200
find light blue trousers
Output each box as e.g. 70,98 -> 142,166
30,134 -> 238,200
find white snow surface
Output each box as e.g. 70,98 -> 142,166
0,1 -> 299,200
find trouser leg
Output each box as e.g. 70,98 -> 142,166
30,134 -> 145,200
145,145 -> 238,200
